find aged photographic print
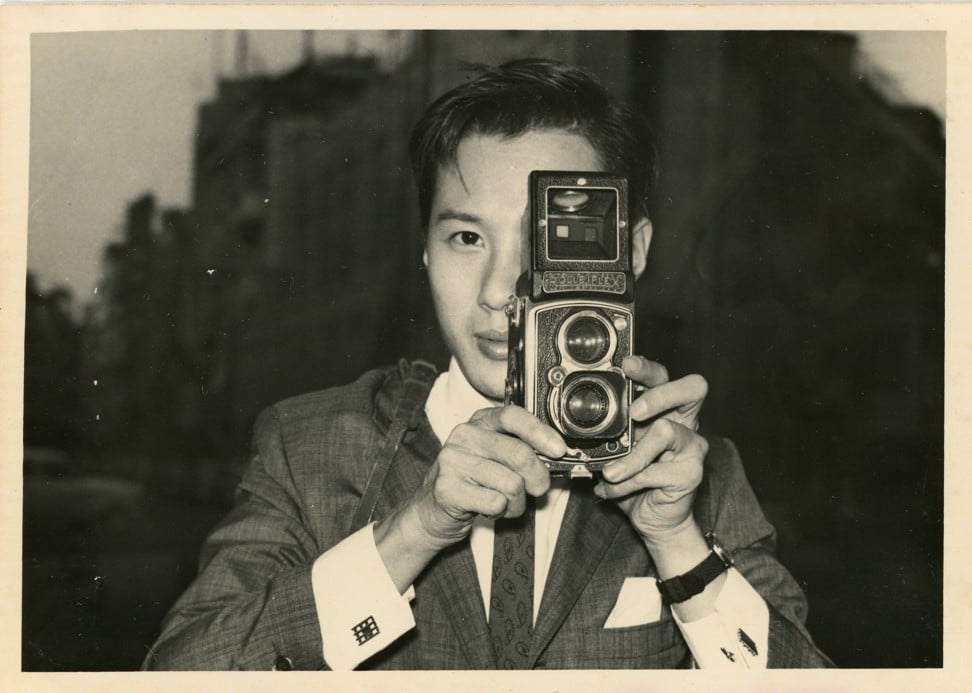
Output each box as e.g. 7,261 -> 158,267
11,13 -> 947,677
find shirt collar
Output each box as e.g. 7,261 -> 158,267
425,357 -> 494,444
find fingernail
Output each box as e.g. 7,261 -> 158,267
622,355 -> 638,370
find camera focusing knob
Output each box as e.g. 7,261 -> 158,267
504,296 -> 522,327
547,366 -> 567,386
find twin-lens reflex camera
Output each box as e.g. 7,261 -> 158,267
505,171 -> 635,478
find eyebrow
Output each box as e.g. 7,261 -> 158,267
431,209 -> 482,225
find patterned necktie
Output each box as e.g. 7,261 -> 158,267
488,498 -> 535,669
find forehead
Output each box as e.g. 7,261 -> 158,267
431,130 -> 603,211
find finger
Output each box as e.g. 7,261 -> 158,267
630,374 -> 708,423
449,422 -> 551,497
596,456 -> 704,499
600,418 -> 685,484
622,355 -> 670,388
469,405 -> 567,459
461,454 -> 530,517
454,482 -> 511,519
436,448 -> 526,517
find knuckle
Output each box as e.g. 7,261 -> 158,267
497,405 -> 521,428
466,408 -> 488,426
602,463 -> 622,483
436,446 -> 459,470
653,417 -> 675,439
687,373 -> 708,398
511,441 -> 536,469
449,422 -> 475,444
432,476 -> 458,505
500,470 -> 525,498
686,463 -> 704,490
485,493 -> 507,517
655,363 -> 670,382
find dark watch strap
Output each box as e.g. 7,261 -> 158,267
656,533 -> 734,604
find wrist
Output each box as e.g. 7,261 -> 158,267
639,516 -> 710,580
378,499 -> 444,555
655,531 -> 734,619
373,503 -> 441,593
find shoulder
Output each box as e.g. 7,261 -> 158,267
269,365 -> 397,421
251,359 -> 438,459
695,433 -> 776,546
701,434 -> 746,481
253,364 -> 396,451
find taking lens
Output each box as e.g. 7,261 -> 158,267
564,316 -> 611,364
564,381 -> 609,428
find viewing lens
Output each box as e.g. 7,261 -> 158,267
565,381 -> 609,428
565,317 -> 611,364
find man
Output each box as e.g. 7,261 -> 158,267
143,58 -> 830,670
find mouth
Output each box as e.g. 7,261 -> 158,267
475,331 -> 508,361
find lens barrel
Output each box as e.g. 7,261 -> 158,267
564,317 -> 611,364
556,371 -> 623,438
564,380 -> 610,427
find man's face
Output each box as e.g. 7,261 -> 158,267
424,129 -> 602,401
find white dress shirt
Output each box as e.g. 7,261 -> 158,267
311,359 -> 769,670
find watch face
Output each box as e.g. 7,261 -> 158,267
705,531 -> 735,567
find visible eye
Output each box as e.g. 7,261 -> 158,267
451,231 -> 483,248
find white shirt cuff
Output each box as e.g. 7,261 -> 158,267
670,567 -> 769,669
311,523 -> 416,670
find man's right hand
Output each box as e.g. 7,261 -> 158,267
373,405 -> 565,591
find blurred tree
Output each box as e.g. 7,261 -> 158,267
23,272 -> 84,450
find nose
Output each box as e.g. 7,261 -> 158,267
478,236 -> 524,312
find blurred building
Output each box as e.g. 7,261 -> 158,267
82,31 -> 633,467
629,32 -> 943,665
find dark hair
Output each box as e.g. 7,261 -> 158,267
409,58 -> 657,227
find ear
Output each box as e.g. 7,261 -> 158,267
631,217 -> 653,280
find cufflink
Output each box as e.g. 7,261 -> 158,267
352,615 -> 380,645
738,628 -> 758,657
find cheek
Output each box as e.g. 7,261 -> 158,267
427,254 -> 475,319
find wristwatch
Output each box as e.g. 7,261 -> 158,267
656,531 -> 735,605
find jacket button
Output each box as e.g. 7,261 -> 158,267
272,655 -> 294,671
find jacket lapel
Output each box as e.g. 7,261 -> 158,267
423,536 -> 496,668
528,480 -> 628,667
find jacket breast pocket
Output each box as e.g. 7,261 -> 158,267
555,618 -> 690,669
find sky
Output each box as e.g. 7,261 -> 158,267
26,30 -> 945,309
27,31 -> 403,306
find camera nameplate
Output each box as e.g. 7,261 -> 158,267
538,270 -> 627,295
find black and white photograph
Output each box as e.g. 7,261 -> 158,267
3,2 -> 960,683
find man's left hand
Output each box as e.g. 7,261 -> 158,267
593,355 -> 709,545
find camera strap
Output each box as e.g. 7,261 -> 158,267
350,358 -> 438,533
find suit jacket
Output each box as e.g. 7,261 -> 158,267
143,361 -> 831,670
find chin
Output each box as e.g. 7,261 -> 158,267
464,357 -> 507,402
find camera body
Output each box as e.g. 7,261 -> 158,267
505,171 -> 635,478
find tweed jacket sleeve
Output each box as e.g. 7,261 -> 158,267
694,436 -> 833,668
142,404 -> 330,670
